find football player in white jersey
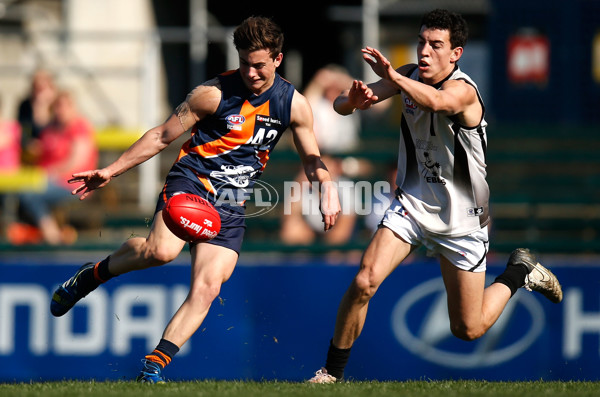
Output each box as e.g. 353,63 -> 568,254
309,9 -> 562,383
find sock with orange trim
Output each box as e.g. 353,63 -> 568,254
93,257 -> 115,283
78,257 -> 115,294
145,339 -> 180,368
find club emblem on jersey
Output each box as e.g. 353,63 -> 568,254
210,164 -> 256,188
404,96 -> 418,115
226,114 -> 245,125
421,151 -> 446,185
226,114 -> 245,131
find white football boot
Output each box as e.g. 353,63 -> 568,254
307,368 -> 338,384
508,248 -> 563,303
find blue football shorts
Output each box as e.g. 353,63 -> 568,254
154,175 -> 246,254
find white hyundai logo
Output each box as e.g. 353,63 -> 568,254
390,277 -> 545,368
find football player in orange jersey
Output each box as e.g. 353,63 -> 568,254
51,16 -> 341,383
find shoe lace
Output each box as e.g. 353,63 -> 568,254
64,265 -> 91,292
523,277 -> 533,292
315,368 -> 335,379
140,359 -> 163,377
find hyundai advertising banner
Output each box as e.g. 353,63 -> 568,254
0,254 -> 597,382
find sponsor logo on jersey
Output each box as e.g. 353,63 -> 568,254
256,115 -> 282,126
467,207 -> 485,217
425,177 -> 446,184
415,139 -> 438,151
392,203 -> 409,217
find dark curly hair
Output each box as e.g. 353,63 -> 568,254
233,16 -> 284,59
421,9 -> 468,49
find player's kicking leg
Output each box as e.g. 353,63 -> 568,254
50,262 -> 99,316
50,213 -> 185,317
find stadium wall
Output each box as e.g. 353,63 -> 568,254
0,254 -> 597,382
489,0 -> 600,123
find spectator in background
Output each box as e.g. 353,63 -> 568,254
280,155 -> 356,247
304,65 -> 375,181
279,67 -> 369,259
18,69 -> 57,164
0,97 -> 22,172
18,90 -> 98,245
0,97 -> 22,237
303,65 -> 360,155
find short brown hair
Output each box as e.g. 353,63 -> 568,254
233,16 -> 284,59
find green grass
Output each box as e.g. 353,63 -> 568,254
1,380 -> 600,397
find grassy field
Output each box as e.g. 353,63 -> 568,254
2,380 -> 600,397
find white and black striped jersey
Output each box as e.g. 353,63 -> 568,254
395,65 -> 490,237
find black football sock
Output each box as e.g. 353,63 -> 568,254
493,263 -> 529,296
324,339 -> 352,380
78,257 -> 114,294
94,257 -> 115,283
145,338 -> 180,368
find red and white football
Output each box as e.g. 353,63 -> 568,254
162,193 -> 221,242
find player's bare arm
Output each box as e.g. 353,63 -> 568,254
289,90 -> 341,231
70,81 -> 222,200
402,76 -> 481,124
333,63 -> 416,115
183,78 -> 222,124
362,47 -> 480,124
333,80 -> 378,115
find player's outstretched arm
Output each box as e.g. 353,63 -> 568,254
361,46 -> 475,116
69,82 -> 220,200
333,80 -> 379,115
333,55 -> 403,115
69,115 -> 184,200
